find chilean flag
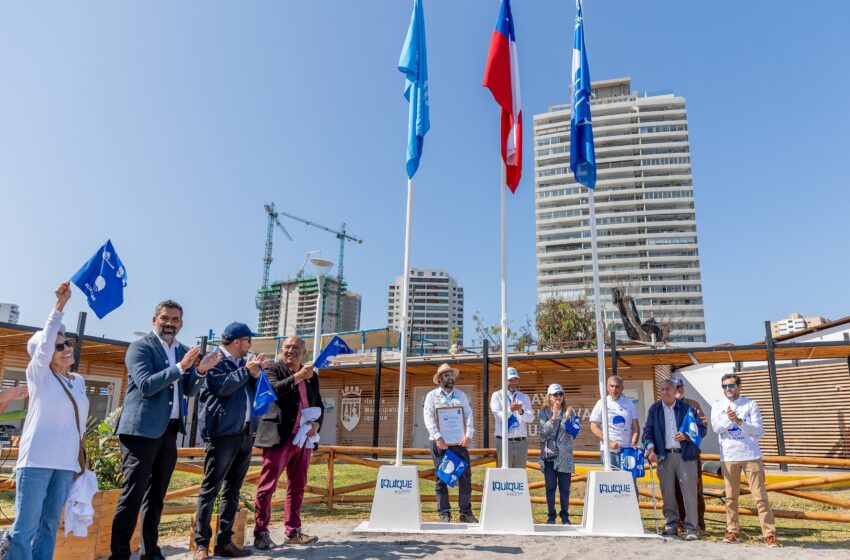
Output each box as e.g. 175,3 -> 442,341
483,0 -> 522,192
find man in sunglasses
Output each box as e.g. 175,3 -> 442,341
192,322 -> 265,559
710,373 -> 779,547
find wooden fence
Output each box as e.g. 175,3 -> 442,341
1,446 -> 849,526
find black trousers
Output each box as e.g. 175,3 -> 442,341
430,442 -> 472,516
193,429 -> 254,549
110,420 -> 179,560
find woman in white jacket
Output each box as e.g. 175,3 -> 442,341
7,282 -> 89,560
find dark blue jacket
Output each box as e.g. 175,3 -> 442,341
117,332 -> 203,438
642,399 -> 706,462
198,349 -> 259,439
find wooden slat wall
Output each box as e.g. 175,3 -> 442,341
739,361 -> 850,459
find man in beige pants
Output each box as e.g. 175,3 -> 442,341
710,373 -> 779,547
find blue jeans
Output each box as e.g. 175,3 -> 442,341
8,467 -> 74,560
542,460 -> 571,523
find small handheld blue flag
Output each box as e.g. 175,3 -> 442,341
313,335 -> 354,369
399,0 -> 429,178
619,447 -> 645,478
71,240 -> 128,319
679,407 -> 702,447
437,449 -> 467,488
565,413 -> 582,438
570,0 -> 596,188
253,367 -> 276,417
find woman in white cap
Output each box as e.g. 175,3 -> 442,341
537,383 -> 576,524
5,282 -> 89,559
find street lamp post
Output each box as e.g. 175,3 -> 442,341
310,257 -> 334,363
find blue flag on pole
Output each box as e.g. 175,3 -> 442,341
565,413 -> 582,438
679,406 -> 702,447
619,447 -> 645,478
399,0 -> 429,179
570,0 -> 596,189
71,240 -> 128,319
253,367 -> 276,417
313,335 -> 354,369
437,449 -> 467,488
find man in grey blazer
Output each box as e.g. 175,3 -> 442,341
110,300 -> 220,560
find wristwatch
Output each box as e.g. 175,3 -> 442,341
735,418 -> 743,426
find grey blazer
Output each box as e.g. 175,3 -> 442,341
116,332 -> 203,438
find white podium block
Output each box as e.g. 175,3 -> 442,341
581,470 -> 645,536
367,465 -> 422,531
479,468 -> 534,533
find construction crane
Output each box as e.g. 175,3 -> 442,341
256,203 -> 293,337
274,209 -> 363,332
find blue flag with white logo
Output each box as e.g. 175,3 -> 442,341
679,406 -> 702,447
570,0 -> 596,189
399,0 -> 429,178
313,335 -> 354,369
71,240 -> 128,319
619,447 -> 645,478
565,413 -> 582,438
253,367 -> 276,417
437,449 -> 467,488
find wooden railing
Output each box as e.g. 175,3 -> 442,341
1,446 -> 849,525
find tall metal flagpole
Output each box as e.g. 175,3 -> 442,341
500,163 -> 509,468
588,187 -> 611,470
395,179 -> 414,467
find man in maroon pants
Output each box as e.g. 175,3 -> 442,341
252,336 -> 324,549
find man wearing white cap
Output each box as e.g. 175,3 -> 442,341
489,366 -> 533,468
423,363 -> 476,523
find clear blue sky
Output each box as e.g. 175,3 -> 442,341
1,1 -> 848,346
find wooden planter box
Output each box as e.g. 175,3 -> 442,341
188,509 -> 248,551
53,489 -> 139,560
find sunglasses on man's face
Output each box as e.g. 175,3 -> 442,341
54,340 -> 74,352
722,383 -> 737,390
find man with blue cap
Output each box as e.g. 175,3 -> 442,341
489,366 -> 533,468
192,322 -> 266,559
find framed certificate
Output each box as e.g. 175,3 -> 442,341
436,406 -> 466,446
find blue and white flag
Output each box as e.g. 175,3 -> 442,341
619,447 -> 645,478
679,406 -> 702,447
570,0 -> 596,189
437,449 -> 467,488
399,0 -> 429,178
253,367 -> 276,417
313,335 -> 354,369
71,240 -> 128,319
565,413 -> 582,438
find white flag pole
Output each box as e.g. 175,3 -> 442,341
588,186 -> 611,470
395,178 -> 414,467
500,163 -> 509,468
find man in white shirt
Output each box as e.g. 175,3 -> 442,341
711,373 -> 779,547
589,375 -> 640,474
490,367 -> 533,468
423,363 -> 476,524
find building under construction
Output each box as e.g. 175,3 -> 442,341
257,276 -> 361,338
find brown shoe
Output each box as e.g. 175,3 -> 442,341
213,542 -> 252,557
723,531 -> 738,544
765,535 -> 781,548
284,529 -> 319,545
193,549 -> 210,560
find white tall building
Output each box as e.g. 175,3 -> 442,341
0,303 -> 19,324
258,277 -> 361,338
387,269 -> 464,354
534,78 -> 706,344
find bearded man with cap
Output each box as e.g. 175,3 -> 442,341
192,322 -> 266,559
489,366 -> 533,468
423,363 -> 476,523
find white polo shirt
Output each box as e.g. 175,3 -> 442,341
590,395 -> 639,450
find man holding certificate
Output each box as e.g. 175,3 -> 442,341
423,363 -> 476,523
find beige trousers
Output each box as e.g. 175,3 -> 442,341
721,459 -> 777,538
